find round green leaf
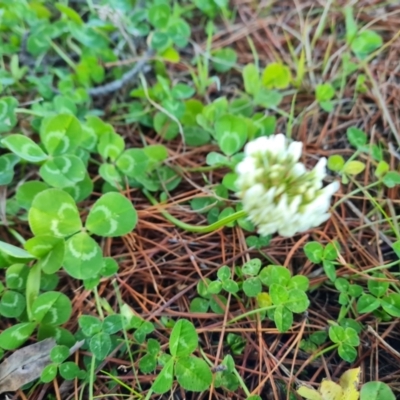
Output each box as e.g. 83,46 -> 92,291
29,189 -> 82,237
381,293 -> 400,317
368,273 -> 389,298
1,134 -> 48,162
242,258 -> 262,276
288,275 -> 309,291
79,315 -> 102,337
154,112 -> 179,140
0,153 -> 19,185
212,48 -> 237,73
214,115 -> 247,156
175,356 -> 213,392
254,88 -> 283,108
343,327 -> 360,347
150,31 -> 171,51
315,83 -> 335,102
190,298 -> 209,313
222,279 -> 239,294
347,127 -> 367,148
63,172 -> 93,202
243,277 -> 262,297
273,305 -> 293,332
209,295 -> 227,314
351,30 -> 382,59
329,325 -> 345,343
167,18 -> 190,47
97,132 -> 124,162
356,294 -> 380,314
222,172 -> 238,192
303,242 -> 324,263
40,114 -> 82,155
183,126 -> 211,146
382,171 -> 400,188
169,319 -> 198,357
59,361 -> 82,380
243,63 -> 260,95
171,83 -> 195,100
63,232 -> 103,280
90,332 -> 111,360
152,358 -> 174,394
24,235 -> 65,274
259,265 -> 291,287
338,343 -> 357,362
217,265 -> 231,281
261,62 -> 291,89
102,314 -> 124,335
99,162 -> 123,188
41,363 -> 58,383
86,192 -> 137,237
0,290 -> 26,318
269,283 -> 289,305
0,96 -> 18,133
327,154 -> 345,171
0,322 -> 36,350
50,345 -> 70,363
148,4 -> 171,29
16,180 -> 49,210
37,325 -> 75,347
100,257 -> 119,277
139,354 -> 157,374
207,281 -> 222,294
6,264 -> 30,290
285,289 -> 310,313
360,381 -> 396,400
39,155 -> 86,188
32,291 -> 72,325
116,148 -> 149,178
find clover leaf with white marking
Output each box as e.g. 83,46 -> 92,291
63,232 -> 103,280
1,114 -> 87,189
40,114 -> 82,156
28,189 -> 82,238
85,192 -> 137,237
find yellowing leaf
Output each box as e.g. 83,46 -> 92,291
297,368 -> 361,400
55,3 -> 84,25
339,367 -> 360,400
320,380 -> 343,400
297,385 -> 323,400
343,161 -> 365,176
29,2 -> 51,19
161,47 -> 180,63
261,62 -> 291,89
256,292 -> 272,307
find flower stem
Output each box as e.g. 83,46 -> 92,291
143,189 -> 246,233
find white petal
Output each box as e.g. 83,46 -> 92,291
288,141 -> 303,162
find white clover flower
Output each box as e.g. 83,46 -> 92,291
235,134 -> 340,237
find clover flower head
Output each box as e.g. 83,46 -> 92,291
235,134 -> 340,237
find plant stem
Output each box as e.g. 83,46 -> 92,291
144,388 -> 154,400
143,190 -> 247,233
332,180 -> 381,209
93,287 -> 104,320
89,356 -> 96,400
50,40 -> 77,70
232,368 -> 252,397
310,343 -> 339,361
227,305 -> 276,325
15,108 -> 45,117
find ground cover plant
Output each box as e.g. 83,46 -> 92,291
0,0 -> 399,399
